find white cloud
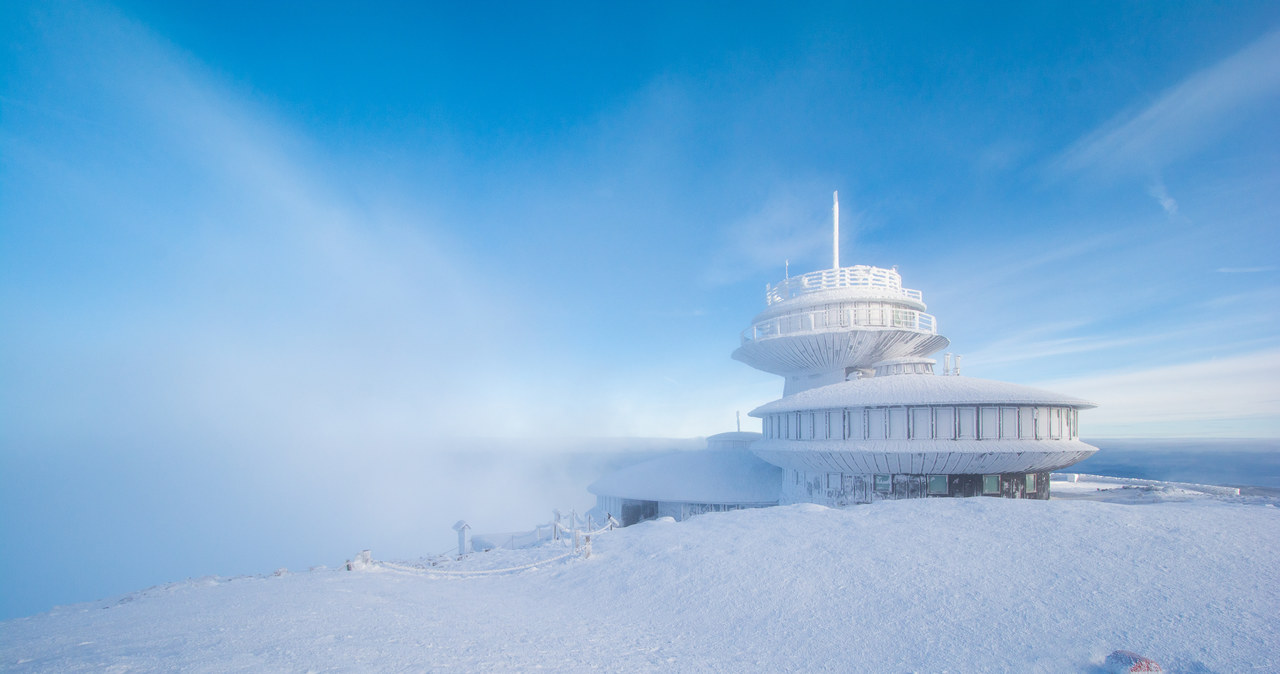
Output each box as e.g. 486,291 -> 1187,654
1051,28 -> 1280,178
702,186 -> 841,286
1216,266 -> 1277,274
1147,180 -> 1178,216
1033,348 -> 1280,437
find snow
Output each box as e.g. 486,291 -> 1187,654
3,493 -> 1277,672
587,449 -> 781,503
751,374 -> 1096,415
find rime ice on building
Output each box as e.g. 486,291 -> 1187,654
742,192 -> 1098,504
592,192 -> 1098,522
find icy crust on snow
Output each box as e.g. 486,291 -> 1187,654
751,374 -> 1096,415
2,497 -> 1277,672
587,449 -> 781,503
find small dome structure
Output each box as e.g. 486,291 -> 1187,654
588,434 -> 780,526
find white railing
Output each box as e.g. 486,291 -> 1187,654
742,306 -> 936,344
766,266 -> 923,306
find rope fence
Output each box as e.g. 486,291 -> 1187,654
349,513 -> 622,578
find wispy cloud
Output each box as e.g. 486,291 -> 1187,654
1050,28 -> 1280,179
1147,180 -> 1178,216
1216,266 -> 1277,274
0,6 -> 538,449
702,185 -> 840,286
1034,347 -> 1280,436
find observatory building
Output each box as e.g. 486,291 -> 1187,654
591,193 -> 1097,520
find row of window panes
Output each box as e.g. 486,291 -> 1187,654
772,301 -> 922,332
763,406 -> 1078,441
805,472 -> 1037,496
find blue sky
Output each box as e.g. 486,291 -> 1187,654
3,0 -> 1279,448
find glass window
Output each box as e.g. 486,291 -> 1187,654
868,408 -> 887,439
1025,474 -> 1036,493
983,475 -> 1000,495
979,407 -> 999,440
827,473 -> 841,490
927,475 -> 948,495
1000,407 -> 1018,438
874,474 -> 891,492
910,408 -> 932,439
958,407 -> 977,439
935,407 -> 956,440
1019,407 -> 1035,439
888,408 -> 908,439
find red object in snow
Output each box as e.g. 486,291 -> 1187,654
1105,650 -> 1163,673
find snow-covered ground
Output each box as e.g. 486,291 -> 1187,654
3,485 -> 1277,672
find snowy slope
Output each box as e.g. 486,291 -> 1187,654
2,495 -> 1277,672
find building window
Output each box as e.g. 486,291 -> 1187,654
983,475 -> 1000,495
888,407 -> 908,439
1025,474 -> 1036,493
827,473 -> 841,490
1000,407 -> 1018,439
868,408 -> 887,439
927,475 -> 948,495
935,407 -> 956,440
979,407 -> 999,440
958,407 -> 977,439
910,407 -> 932,439
874,474 -> 891,493
1019,407 -> 1035,439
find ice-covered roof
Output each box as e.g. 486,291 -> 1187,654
588,450 -> 781,504
706,431 -> 763,450
750,374 -> 1095,415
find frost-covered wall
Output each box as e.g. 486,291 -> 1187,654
762,405 -> 1079,442
780,469 -> 1050,506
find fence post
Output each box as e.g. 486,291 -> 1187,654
553,510 -> 561,541
452,520 -> 471,557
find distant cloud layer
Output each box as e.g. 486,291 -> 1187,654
1035,348 -> 1280,437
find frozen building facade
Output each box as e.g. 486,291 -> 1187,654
740,194 -> 1098,504
592,193 -> 1097,521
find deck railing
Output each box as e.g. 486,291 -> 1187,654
742,306 -> 937,344
766,266 -> 922,306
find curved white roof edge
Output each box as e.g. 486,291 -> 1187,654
706,431 -> 764,442
750,375 -> 1096,415
751,438 -> 1099,455
588,449 -> 781,504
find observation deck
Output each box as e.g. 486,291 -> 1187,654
765,266 -> 924,307
734,263 -> 949,394
741,305 -> 937,345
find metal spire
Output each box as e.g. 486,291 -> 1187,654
832,191 -> 840,269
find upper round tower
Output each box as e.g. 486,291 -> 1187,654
732,193 -> 949,395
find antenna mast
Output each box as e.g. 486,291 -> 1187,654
832,191 -> 840,269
